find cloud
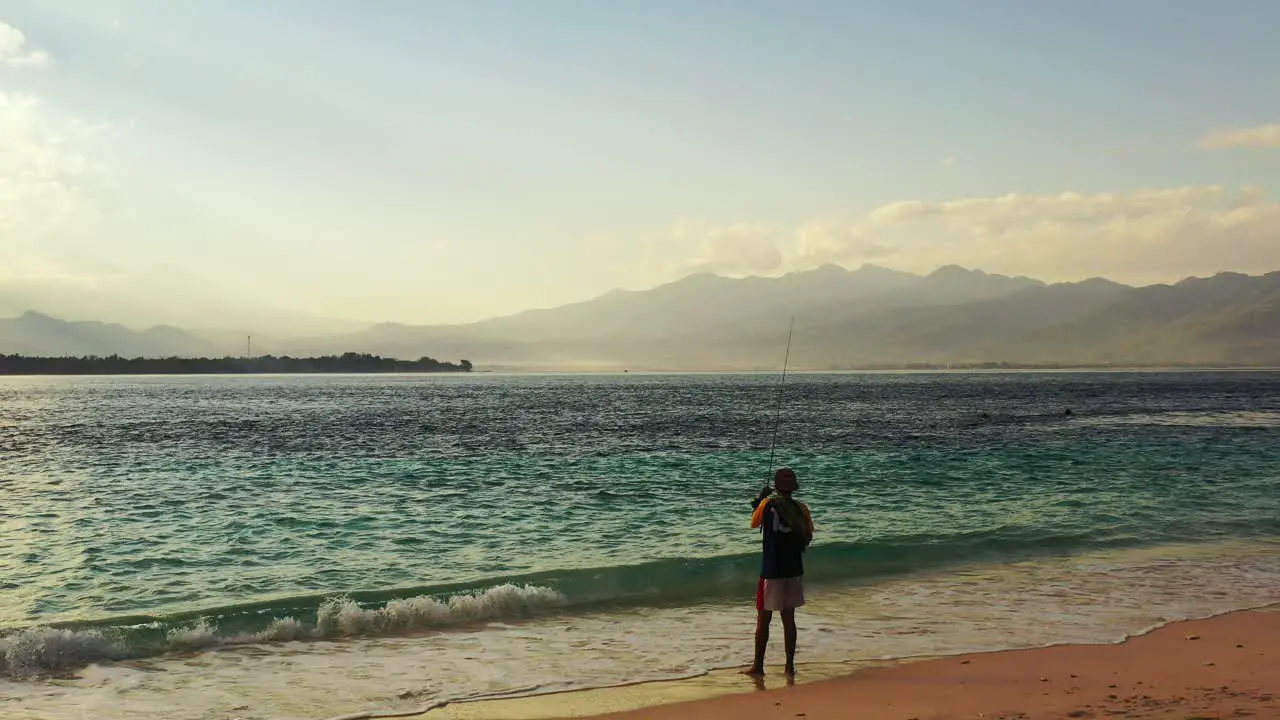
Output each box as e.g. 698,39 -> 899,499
941,155 -> 957,167
670,218 -> 895,279
0,19 -> 106,287
867,187 -> 1229,235
0,87 -> 106,284
681,223 -> 784,276
1200,124 -> 1280,149
0,20 -> 53,69
792,218 -> 892,264
867,200 -> 940,224
855,186 -> 1280,282
674,185 -> 1280,285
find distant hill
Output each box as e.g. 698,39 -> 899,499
1016,271 -> 1280,365
0,271 -> 368,339
778,277 -> 1132,367
428,263 -> 921,341
291,266 -> 1275,370
0,312 -> 218,358
291,264 -> 1045,364
2,265 -> 1277,369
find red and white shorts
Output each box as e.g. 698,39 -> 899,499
755,576 -> 805,611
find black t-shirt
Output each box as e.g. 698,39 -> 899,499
753,497 -> 808,579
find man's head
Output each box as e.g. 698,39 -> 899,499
774,467 -> 798,495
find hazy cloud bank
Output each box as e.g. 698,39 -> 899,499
671,185 -> 1280,285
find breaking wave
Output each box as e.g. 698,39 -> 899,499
6,522 -> 1277,679
0,583 -> 564,678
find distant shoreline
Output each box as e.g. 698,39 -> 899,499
479,363 -> 1280,374
0,370 -> 473,376
3,357 -> 1277,377
4,367 -> 1274,377
0,353 -> 473,376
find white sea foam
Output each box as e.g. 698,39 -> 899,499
0,626 -> 126,678
2,539 -> 1276,720
0,583 -> 568,681
243,617 -> 309,643
314,583 -> 566,637
165,619 -> 223,652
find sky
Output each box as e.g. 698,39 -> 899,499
1,0 -> 1278,327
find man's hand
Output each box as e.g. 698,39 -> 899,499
756,486 -> 773,502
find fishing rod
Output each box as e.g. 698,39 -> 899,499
764,315 -> 796,484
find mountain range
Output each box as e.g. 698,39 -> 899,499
2,264 -> 1278,370
0,312 -> 218,358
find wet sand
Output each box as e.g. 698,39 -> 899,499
572,605 -> 1279,720
351,605 -> 1278,719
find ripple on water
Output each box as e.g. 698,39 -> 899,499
1,372 -> 1278,630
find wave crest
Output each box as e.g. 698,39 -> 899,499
0,583 -> 565,678
0,626 -> 128,678
315,583 -> 564,637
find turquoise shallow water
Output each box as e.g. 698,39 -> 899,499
1,371 -> 1279,717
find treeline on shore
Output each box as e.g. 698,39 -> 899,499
0,352 -> 473,375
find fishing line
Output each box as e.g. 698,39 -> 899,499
764,315 -> 795,482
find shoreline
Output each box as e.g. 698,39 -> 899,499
392,604 -> 1279,720
4,366 -> 1280,378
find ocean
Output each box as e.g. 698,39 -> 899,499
2,371 -> 1278,719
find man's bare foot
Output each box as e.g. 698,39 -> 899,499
741,665 -> 765,676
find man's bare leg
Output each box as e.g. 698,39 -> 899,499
781,608 -> 797,676
742,609 -> 772,675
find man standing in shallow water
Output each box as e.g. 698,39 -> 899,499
745,467 -> 814,676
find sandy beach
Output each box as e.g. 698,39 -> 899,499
562,605 -> 1279,720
